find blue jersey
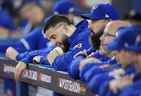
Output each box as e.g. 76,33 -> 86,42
98,65 -> 136,96
52,20 -> 91,71
17,27 -> 48,52
0,9 -> 16,31
79,62 -> 121,82
68,20 -> 91,50
2,27 -> 48,96
18,46 -> 55,64
68,51 -> 118,80
0,27 -> 48,54
119,74 -> 141,96
79,62 -> 136,95
31,20 -> 91,71
90,51 -> 117,64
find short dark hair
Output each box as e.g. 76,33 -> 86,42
43,15 -> 72,33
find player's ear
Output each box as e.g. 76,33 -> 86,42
64,25 -> 76,37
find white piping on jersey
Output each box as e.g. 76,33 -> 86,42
22,23 -> 32,35
20,38 -> 30,50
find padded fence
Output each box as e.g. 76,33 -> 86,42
0,57 -> 94,96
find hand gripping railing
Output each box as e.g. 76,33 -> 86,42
0,57 -> 94,96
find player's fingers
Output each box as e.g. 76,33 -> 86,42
15,62 -> 27,80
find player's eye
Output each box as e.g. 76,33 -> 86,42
104,33 -> 115,37
49,34 -> 56,40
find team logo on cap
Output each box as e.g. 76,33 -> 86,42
124,42 -> 129,48
69,7 -> 75,13
124,33 -> 141,48
91,5 -> 98,12
54,11 -> 59,15
105,14 -> 110,18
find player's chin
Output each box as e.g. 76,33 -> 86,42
101,44 -> 108,50
101,43 -> 108,47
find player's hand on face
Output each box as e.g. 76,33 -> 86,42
15,61 -> 27,80
5,47 -> 19,60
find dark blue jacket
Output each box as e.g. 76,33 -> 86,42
0,27 -> 48,54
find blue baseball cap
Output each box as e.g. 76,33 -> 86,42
81,3 -> 119,21
53,0 -> 80,15
125,35 -> 141,53
0,9 -> 16,31
107,25 -> 141,52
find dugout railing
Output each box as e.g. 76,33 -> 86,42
0,57 -> 94,96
